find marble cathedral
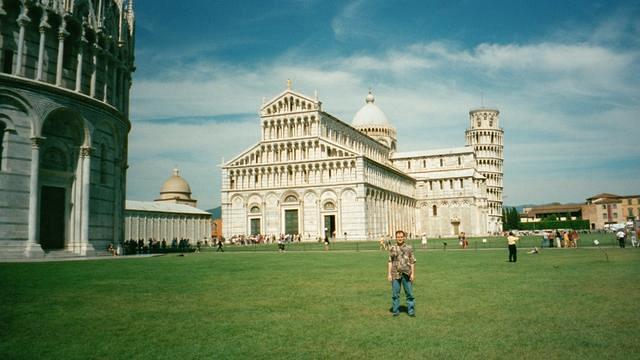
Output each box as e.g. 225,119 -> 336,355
221,83 -> 503,241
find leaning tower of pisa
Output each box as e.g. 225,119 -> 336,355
465,108 -> 504,234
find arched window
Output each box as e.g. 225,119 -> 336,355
284,195 -> 297,203
323,202 -> 335,210
250,206 -> 261,213
432,205 -> 437,216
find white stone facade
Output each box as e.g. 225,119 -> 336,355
124,201 -> 211,243
0,1 -> 135,258
221,85 -> 503,240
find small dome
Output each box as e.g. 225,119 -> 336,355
160,168 -> 192,196
352,91 -> 391,128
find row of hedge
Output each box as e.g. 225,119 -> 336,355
518,220 -> 590,230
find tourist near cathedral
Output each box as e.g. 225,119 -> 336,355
221,82 -> 504,241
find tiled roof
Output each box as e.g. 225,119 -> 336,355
391,147 -> 473,159
125,200 -> 211,216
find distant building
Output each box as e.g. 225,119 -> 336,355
583,193 -> 640,230
221,83 -> 504,240
125,169 -> 211,243
520,193 -> 640,230
520,203 -> 583,223
0,1 -> 135,258
212,218 -> 222,239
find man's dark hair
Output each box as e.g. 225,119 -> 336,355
395,230 -> 406,237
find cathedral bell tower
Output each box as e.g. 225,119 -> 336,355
465,109 -> 504,234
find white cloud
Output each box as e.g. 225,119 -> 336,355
331,0 -> 367,42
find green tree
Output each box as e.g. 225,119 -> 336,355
509,207 -> 520,230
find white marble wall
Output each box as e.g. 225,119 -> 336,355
124,212 -> 211,242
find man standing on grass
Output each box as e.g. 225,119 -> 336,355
616,229 -> 626,248
507,231 -> 519,262
387,230 -> 416,317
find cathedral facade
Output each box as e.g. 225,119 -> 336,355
0,1 -> 135,258
221,84 -> 503,241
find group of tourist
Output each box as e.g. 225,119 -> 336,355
226,233 -> 305,246
540,230 -> 581,248
118,238 -> 195,255
616,228 -> 639,248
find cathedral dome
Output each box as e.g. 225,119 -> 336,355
160,168 -> 192,197
352,91 -> 391,128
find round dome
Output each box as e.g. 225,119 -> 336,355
352,91 -> 391,128
160,168 -> 192,195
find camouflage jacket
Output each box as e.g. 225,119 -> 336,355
388,244 -> 416,279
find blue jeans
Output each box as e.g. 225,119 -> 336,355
391,274 -> 415,315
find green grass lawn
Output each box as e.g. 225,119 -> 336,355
1,246 -> 638,359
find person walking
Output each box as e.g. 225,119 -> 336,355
507,231 -> 519,262
216,238 -> 224,252
387,230 -> 416,317
616,229 -> 626,248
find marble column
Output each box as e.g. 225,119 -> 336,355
102,57 -> 109,102
36,15 -> 50,81
55,23 -> 69,86
80,146 -> 93,254
75,33 -> 88,92
90,44 -> 100,97
111,63 -> 118,107
14,8 -> 31,76
25,137 -> 45,257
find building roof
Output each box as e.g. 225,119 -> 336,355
125,200 -> 211,216
352,91 -> 392,128
410,168 -> 483,180
524,203 -> 583,216
586,193 -> 620,200
391,147 -> 473,159
160,168 -> 192,195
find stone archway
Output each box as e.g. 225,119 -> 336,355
38,109 -> 87,253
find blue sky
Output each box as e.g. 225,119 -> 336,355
127,0 -> 640,210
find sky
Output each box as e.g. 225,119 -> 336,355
127,0 -> 640,211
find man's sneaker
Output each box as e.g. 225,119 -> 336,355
409,313 -> 416,317
392,313 -> 400,317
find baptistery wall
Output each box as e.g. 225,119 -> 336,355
0,0 -> 135,258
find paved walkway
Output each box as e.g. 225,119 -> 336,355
0,253 -> 160,263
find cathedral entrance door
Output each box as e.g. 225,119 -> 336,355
39,186 -> 66,250
452,223 -> 460,236
284,209 -> 299,235
250,218 -> 261,235
323,215 -> 336,240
